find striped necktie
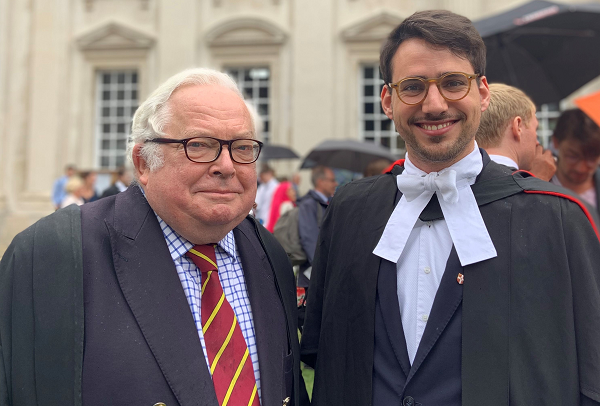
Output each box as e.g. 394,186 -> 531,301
186,244 -> 260,406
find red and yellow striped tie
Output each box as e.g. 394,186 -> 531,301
187,244 -> 260,406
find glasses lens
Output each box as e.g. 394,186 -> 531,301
231,139 -> 261,163
185,137 -> 220,162
398,78 -> 427,104
439,73 -> 470,101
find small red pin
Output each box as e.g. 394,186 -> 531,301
457,273 -> 464,285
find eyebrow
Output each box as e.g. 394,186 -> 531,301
181,130 -> 255,139
401,72 -> 462,80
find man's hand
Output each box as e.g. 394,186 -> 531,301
529,144 -> 557,181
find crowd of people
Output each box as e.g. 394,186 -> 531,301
2,8 -> 600,406
51,166 -> 133,209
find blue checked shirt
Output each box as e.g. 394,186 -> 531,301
156,214 -> 262,401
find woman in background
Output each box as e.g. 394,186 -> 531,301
60,176 -> 86,208
265,181 -> 297,232
80,171 -> 99,203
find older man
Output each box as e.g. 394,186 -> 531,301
0,68 -> 303,406
476,83 -> 556,181
301,10 -> 600,406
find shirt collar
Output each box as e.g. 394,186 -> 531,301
404,141 -> 482,185
155,214 -> 237,261
488,154 -> 519,170
313,189 -> 329,203
139,186 -> 237,261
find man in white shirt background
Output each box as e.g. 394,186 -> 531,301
476,83 -> 556,181
255,164 -> 279,225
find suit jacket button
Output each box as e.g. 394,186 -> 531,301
153,403 -> 166,406
403,396 -> 415,406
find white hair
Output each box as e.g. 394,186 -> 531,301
244,100 -> 264,140
127,68 -> 253,171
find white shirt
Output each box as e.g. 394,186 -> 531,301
255,178 -> 279,224
489,154 -> 519,170
391,147 -> 488,364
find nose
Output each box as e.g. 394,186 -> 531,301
420,83 -> 448,115
210,145 -> 236,178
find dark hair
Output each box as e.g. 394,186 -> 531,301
379,10 -> 486,85
311,166 -> 331,187
259,164 -> 275,175
553,109 -> 600,156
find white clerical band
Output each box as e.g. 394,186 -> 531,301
373,151 -> 497,266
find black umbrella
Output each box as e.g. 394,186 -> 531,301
259,144 -> 299,160
300,139 -> 397,173
474,0 -> 600,104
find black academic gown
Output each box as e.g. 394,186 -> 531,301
301,155 -> 600,406
0,187 -> 305,406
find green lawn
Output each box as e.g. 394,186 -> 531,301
301,362 -> 314,399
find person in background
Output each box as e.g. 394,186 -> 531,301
52,164 -> 76,210
255,164 -> 279,225
60,175 -> 85,208
100,167 -> 133,198
266,181 -> 296,232
551,108 -> 600,212
476,83 -> 555,180
291,172 -> 302,197
297,166 -> 337,290
364,159 -> 394,178
79,170 -> 99,203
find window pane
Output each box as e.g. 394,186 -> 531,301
360,64 -> 402,156
96,70 -> 139,169
225,66 -> 271,143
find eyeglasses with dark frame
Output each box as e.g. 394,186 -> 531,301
145,136 -> 263,164
388,72 -> 480,106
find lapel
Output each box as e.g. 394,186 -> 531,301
360,174 -> 400,266
108,187 -> 218,406
407,247 -> 463,383
234,219 -> 288,406
377,258 -> 412,377
461,161 -> 512,406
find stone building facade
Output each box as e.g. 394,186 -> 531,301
1,0 -> 599,254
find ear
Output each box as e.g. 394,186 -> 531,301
381,85 -> 394,120
132,144 -> 150,187
511,116 -> 523,142
478,76 -> 491,112
552,137 -> 560,150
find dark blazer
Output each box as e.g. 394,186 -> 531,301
301,154 -> 600,406
0,187 -> 304,406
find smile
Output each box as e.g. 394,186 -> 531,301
417,121 -> 455,131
